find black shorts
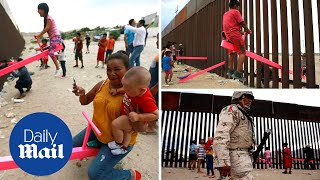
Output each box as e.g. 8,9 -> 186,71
172,55 -> 177,61
189,154 -> 197,161
75,51 -> 83,60
303,69 -> 306,76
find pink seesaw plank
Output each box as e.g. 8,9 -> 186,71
0,147 -> 100,170
0,44 -> 63,77
176,56 -> 208,60
69,147 -> 100,160
179,61 -> 226,83
0,156 -> 18,170
221,40 -> 282,69
82,112 -> 101,136
0,112 -> 102,171
289,70 -> 306,80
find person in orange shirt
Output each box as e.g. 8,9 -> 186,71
96,33 -> 107,68
104,34 -> 116,65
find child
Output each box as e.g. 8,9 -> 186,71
205,137 -> 215,178
108,66 -> 158,155
96,33 -> 107,68
301,53 -> 307,76
264,147 -> 272,169
11,58 -> 32,99
282,143 -> 292,174
73,33 -> 84,68
189,140 -> 198,170
35,38 -> 49,69
197,139 -> 206,173
162,49 -> 174,87
104,34 -> 115,65
223,0 -> 251,81
36,3 -> 61,76
170,42 -> 177,61
85,34 -> 91,54
59,42 -> 66,77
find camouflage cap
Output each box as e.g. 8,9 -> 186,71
232,91 -> 254,101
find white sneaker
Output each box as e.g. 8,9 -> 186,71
107,141 -> 122,150
54,69 -> 61,77
162,84 -> 169,87
111,148 -> 128,155
168,82 -> 174,85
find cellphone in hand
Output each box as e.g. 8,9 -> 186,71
73,78 -> 77,86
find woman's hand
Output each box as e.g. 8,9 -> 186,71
73,85 -> 85,96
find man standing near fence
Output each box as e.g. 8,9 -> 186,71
214,91 -> 255,179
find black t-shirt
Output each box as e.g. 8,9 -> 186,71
85,36 -> 91,44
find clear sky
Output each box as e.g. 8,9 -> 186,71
163,89 -> 320,107
161,0 -> 189,31
6,0 -> 159,32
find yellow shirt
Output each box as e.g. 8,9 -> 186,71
92,79 -> 137,145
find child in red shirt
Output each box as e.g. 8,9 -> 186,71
223,0 -> 251,82
108,67 -> 159,155
104,34 -> 116,65
34,39 -> 49,69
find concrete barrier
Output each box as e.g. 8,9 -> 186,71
0,0 -> 25,90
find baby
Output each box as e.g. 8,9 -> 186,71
108,66 -> 159,155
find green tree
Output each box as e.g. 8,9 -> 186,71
110,30 -> 121,40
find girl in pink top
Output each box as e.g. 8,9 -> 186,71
36,3 -> 61,76
264,147 -> 272,169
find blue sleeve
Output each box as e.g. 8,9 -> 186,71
11,71 -> 19,77
12,68 -> 27,77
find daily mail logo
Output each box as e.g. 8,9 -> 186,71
9,112 -> 72,176
18,129 -> 63,159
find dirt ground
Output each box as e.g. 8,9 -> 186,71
161,64 -> 248,89
0,35 -> 159,179
162,167 -> 320,180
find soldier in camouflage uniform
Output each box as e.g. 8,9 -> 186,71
213,91 -> 255,180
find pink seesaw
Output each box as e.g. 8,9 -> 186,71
0,112 -> 101,170
0,37 -> 62,77
176,33 -> 247,83
179,61 -> 226,83
221,33 -> 306,80
176,56 -> 208,61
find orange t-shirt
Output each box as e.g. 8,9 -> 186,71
107,39 -> 115,50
